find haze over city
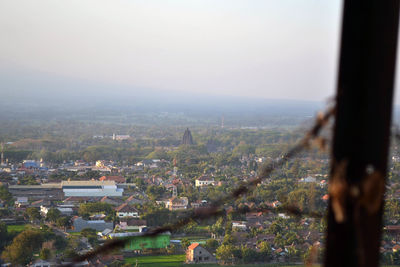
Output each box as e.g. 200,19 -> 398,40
0,0 -> 345,106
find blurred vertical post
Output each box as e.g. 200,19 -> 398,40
325,1 -> 400,267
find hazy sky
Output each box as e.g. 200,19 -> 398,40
0,0 -> 347,102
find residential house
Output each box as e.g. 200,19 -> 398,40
112,134 -> 130,141
166,196 -> 189,210
136,159 -> 159,168
232,221 -> 247,231
186,243 -> 216,264
125,195 -> 143,205
115,219 -> 147,232
115,203 -> 139,218
15,197 -> 29,208
299,176 -> 317,183
63,196 -> 91,205
100,196 -> 124,206
40,205 -> 74,216
191,200 -> 207,209
195,176 -> 215,187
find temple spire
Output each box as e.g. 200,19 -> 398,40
182,128 -> 194,145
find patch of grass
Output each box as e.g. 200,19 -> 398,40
68,232 -> 81,236
182,265 -> 305,267
125,255 -> 310,267
175,235 -> 208,241
7,224 -> 26,233
125,254 -> 185,267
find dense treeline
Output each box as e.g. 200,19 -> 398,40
1,122 -> 325,166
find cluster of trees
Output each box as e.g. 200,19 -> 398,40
1,226 -> 67,266
381,250 -> 400,265
141,205 -> 188,227
216,242 -> 272,264
78,202 -> 113,216
1,121 -> 315,166
78,202 -> 115,222
24,207 -> 71,230
81,228 -> 99,247
0,185 -> 12,205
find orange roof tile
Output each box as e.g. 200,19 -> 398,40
188,243 -> 200,250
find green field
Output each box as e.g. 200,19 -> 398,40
67,232 -> 82,236
182,265 -> 304,267
124,255 -> 309,267
7,224 -> 26,233
125,254 -> 186,267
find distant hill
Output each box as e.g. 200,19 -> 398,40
0,67 -> 325,127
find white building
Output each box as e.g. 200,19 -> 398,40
195,176 -> 215,187
62,180 -> 123,197
113,134 -> 130,141
299,176 -> 317,183
40,205 -> 73,216
232,221 -> 247,231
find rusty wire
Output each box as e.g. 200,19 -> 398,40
63,106 -> 335,266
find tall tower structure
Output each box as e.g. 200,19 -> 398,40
221,116 -> 225,129
0,143 -> 4,166
182,128 -> 194,145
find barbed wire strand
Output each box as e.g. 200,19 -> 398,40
64,106 -> 335,266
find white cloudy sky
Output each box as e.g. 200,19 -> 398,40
0,0 -> 362,103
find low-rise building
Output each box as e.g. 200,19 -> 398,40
186,243 -> 216,264
62,180 -> 123,197
232,221 -> 247,231
9,183 -> 63,200
72,217 -> 113,232
299,176 -> 317,183
125,195 -> 143,205
195,176 -> 215,187
15,197 -> 29,208
40,205 -> 74,216
115,203 -> 139,218
100,196 -> 124,206
115,219 -> 147,232
112,134 -> 130,141
166,196 -> 189,210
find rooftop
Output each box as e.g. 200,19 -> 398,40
115,203 -> 138,212
62,180 -> 116,186
99,176 -> 125,183
9,183 -> 61,189
196,176 -> 214,181
188,243 -> 200,250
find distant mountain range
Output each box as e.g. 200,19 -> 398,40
1,66 -> 399,126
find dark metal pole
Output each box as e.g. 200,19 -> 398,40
325,1 -> 400,267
